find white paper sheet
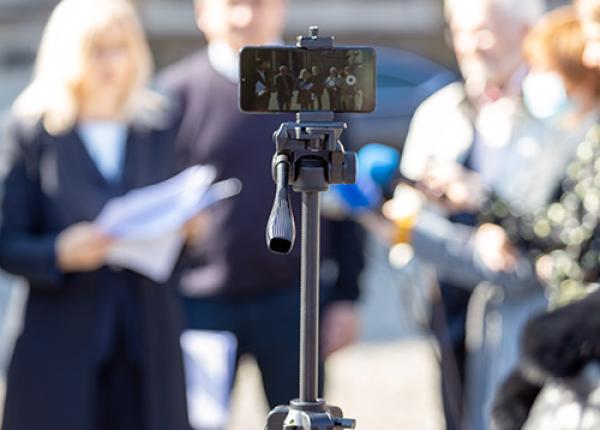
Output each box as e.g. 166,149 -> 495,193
96,165 -> 217,239
106,232 -> 185,283
181,330 -> 238,430
95,166 -> 242,282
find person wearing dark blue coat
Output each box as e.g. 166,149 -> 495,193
0,1 -> 191,429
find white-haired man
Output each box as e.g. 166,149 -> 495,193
396,0 -> 555,429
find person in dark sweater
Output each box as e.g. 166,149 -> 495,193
158,0 -> 364,413
324,67 -> 342,111
340,66 -> 356,111
274,65 -> 294,110
311,65 -> 326,110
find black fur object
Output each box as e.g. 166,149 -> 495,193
491,290 -> 600,430
491,369 -> 542,430
521,290 -> 600,379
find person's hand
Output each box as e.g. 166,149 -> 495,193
474,223 -> 517,272
321,301 -> 359,359
181,212 -> 211,244
534,254 -> 555,283
418,160 -> 485,213
419,161 -> 462,199
356,212 -> 398,245
443,177 -> 481,212
55,222 -> 112,272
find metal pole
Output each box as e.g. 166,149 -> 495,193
300,191 -> 320,402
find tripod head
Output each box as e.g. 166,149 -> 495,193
266,26 -> 357,255
266,113 -> 356,254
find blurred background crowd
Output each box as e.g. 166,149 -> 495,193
3,0 -> 600,429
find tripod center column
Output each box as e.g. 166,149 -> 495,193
300,190 -> 320,402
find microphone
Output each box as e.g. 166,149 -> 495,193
356,143 -> 401,188
329,143 -> 401,214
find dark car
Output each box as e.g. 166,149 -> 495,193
343,47 -> 457,151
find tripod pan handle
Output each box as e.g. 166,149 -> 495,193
267,156 -> 296,254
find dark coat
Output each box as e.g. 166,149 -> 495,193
275,73 -> 294,98
0,114 -> 191,430
252,69 -> 270,110
297,79 -> 314,109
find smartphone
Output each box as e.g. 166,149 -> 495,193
239,46 -> 376,113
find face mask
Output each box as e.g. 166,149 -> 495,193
522,72 -> 574,119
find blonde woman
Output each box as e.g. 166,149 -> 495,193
0,1 -> 190,429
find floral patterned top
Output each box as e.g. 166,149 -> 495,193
480,125 -> 600,307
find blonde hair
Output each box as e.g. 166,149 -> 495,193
577,0 -> 600,23
524,6 -> 600,96
13,0 -> 159,135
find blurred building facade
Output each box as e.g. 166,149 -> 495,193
0,0 -> 449,111
0,0 -> 575,111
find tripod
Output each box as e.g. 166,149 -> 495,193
264,27 -> 357,430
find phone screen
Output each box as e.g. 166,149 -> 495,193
239,46 -> 376,113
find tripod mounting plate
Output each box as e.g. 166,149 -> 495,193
296,26 -> 335,50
